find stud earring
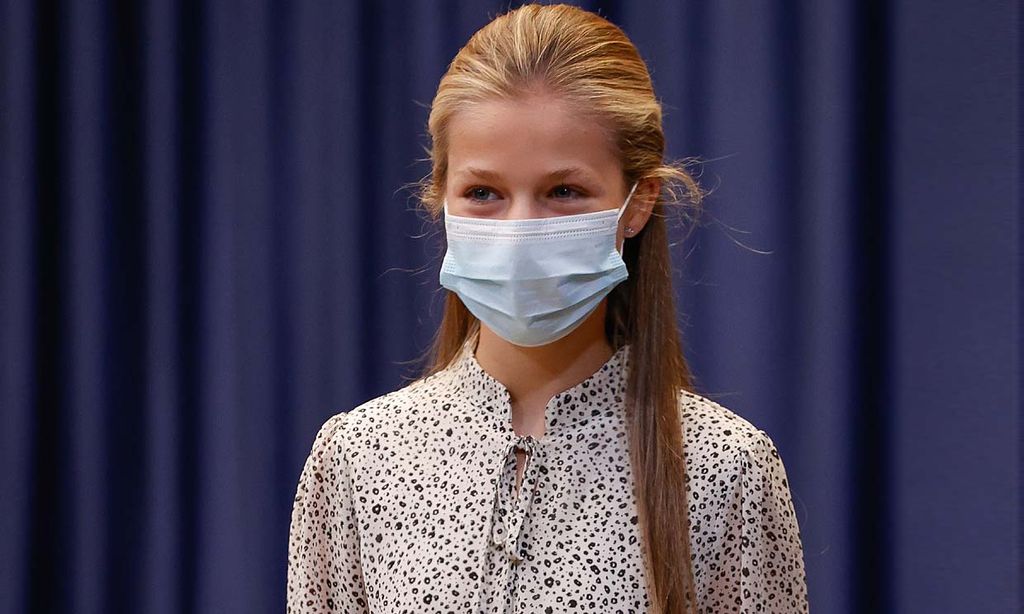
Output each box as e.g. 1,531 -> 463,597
624,226 -> 634,236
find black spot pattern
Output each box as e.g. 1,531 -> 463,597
287,342 -> 809,612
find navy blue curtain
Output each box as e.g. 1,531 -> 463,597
1,1 -> 1019,612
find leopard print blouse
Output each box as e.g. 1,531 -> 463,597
287,341 -> 809,612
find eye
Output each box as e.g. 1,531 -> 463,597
550,184 -> 585,199
464,186 -> 500,202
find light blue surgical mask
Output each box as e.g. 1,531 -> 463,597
439,182 -> 638,347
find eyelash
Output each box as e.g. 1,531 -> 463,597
464,185 -> 586,202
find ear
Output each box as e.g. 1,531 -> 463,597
617,177 -> 660,251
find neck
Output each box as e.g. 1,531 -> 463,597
473,300 -> 616,418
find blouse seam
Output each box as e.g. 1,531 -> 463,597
329,412 -> 371,605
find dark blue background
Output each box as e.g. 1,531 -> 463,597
1,1 -> 1019,612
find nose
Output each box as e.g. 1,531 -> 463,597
504,197 -> 549,220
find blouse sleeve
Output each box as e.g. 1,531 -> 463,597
287,412 -> 370,614
736,430 -> 809,613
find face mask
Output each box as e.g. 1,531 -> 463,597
439,182 -> 638,347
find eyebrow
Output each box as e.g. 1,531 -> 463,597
455,166 -> 596,183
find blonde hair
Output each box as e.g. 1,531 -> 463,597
416,4 -> 707,612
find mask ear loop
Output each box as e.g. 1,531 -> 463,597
614,182 -> 639,255
616,181 -> 639,223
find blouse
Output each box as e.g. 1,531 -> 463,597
287,341 -> 809,613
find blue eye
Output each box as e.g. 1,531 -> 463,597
466,187 -> 498,201
462,185 -> 586,202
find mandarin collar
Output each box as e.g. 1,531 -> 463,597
449,338 -> 631,436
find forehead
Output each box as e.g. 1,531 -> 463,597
447,95 -> 621,181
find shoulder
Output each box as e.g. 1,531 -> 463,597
677,388 -> 800,532
311,367 -> 455,455
678,390 -> 808,609
677,388 -> 786,477
678,388 -> 772,450
346,367 -> 451,426
300,410 -> 354,477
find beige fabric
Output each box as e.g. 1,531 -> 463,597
287,343 -> 809,612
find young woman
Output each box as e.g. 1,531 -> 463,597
287,4 -> 808,613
